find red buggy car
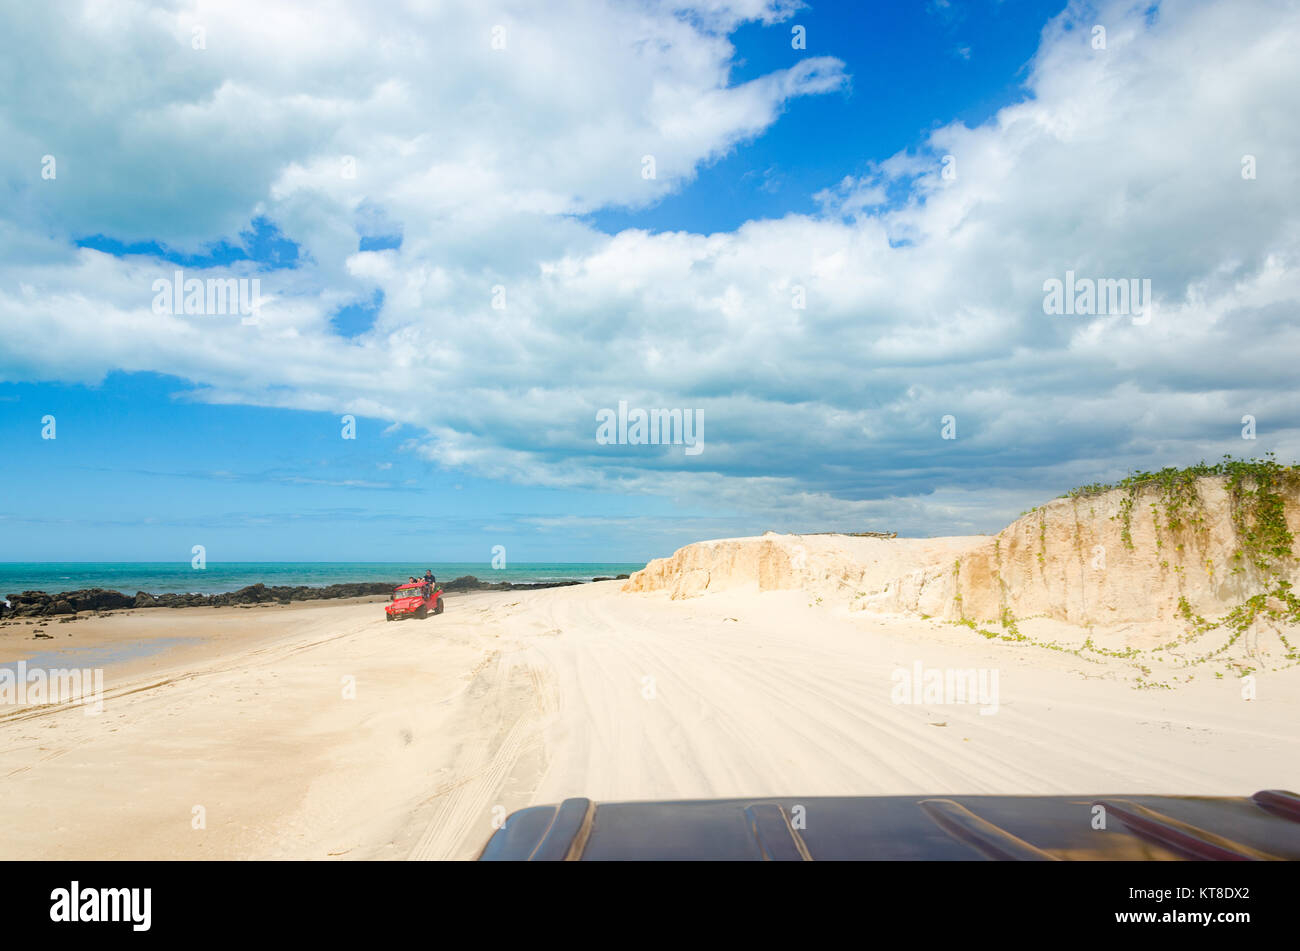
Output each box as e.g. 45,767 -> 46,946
385,581 -> 443,621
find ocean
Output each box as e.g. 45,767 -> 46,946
0,562 -> 646,598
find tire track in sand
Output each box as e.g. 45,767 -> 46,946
407,648 -> 556,860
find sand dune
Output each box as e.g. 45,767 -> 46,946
626,478 -> 1300,624
625,475 -> 1300,678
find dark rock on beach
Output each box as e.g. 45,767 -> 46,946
4,582 -> 393,618
2,588 -> 135,618
146,581 -> 397,609
2,575 -> 603,620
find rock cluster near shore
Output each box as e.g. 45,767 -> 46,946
0,574 -> 631,620
0,582 -> 395,618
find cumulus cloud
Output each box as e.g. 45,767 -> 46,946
1,0 -> 1298,536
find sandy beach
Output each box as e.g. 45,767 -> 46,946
4,522 -> 1298,861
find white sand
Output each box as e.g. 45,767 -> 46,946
2,568 -> 1297,860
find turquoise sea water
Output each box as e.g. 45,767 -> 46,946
0,562 -> 645,597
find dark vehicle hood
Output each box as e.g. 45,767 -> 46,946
478,789 -> 1300,860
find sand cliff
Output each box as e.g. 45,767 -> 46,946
624,473 -> 1300,673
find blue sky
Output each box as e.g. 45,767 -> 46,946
0,373 -> 685,561
1,0 -> 1297,562
591,0 -> 1067,234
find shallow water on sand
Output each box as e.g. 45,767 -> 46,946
0,637 -> 203,671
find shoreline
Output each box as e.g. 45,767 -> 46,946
0,573 -> 632,622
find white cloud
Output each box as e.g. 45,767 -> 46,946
2,0 -> 1298,535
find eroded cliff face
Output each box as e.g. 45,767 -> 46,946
622,537 -> 814,600
622,532 -> 989,607
624,476 -> 1300,629
944,476 -> 1300,627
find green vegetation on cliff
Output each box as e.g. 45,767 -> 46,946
1062,454 -> 1299,572
945,454 -> 1300,684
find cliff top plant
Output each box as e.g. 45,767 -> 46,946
1061,453 -> 1299,500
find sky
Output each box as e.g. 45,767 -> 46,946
1,0 -> 1297,563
